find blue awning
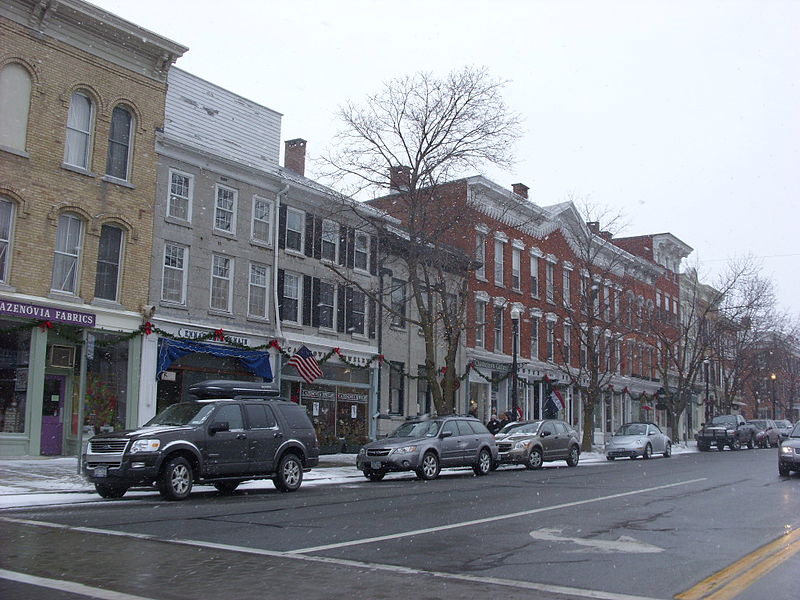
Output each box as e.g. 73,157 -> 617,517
157,338 -> 272,381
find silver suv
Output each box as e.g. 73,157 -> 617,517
356,416 -> 498,481
494,420 -> 581,469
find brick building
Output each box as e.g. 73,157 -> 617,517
0,0 -> 185,456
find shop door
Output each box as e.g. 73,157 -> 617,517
41,375 -> 66,455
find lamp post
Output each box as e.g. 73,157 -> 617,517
770,373 -> 777,420
510,306 -> 521,420
703,359 -> 710,423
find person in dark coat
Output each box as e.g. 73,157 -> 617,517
486,413 -> 502,434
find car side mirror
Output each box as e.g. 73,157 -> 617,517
649,431 -> 656,436
209,421 -> 230,435
440,430 -> 453,438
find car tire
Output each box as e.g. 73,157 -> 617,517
730,438 -> 741,451
95,483 -> 127,499
698,443 -> 709,452
526,447 -> 544,469
746,435 -> 755,450
473,448 -> 492,476
158,456 -> 193,501
364,469 -> 385,482
566,445 -> 580,467
415,451 -> 440,480
643,444 -> 652,459
274,453 -> 303,492
213,481 -> 240,494
778,461 -> 791,477
606,456 -> 615,461
663,442 -> 672,458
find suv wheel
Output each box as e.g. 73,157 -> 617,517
95,483 -> 127,499
779,461 -> 791,477
473,448 -> 492,476
158,456 -> 193,501
274,453 -> 303,492
213,481 -> 240,494
364,469 -> 385,482
730,438 -> 741,451
415,451 -> 440,480
746,435 -> 755,450
566,445 -> 580,467
526,447 -> 544,470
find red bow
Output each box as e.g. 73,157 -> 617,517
144,321 -> 153,335
213,328 -> 225,341
377,354 -> 385,363
38,320 -> 53,330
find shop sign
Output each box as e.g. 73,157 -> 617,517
177,327 -> 250,347
337,391 -> 368,403
0,299 -> 95,327
472,359 -> 511,373
301,389 -> 335,401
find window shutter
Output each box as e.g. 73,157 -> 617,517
368,297 -> 376,339
312,277 -> 321,327
313,217 -> 323,260
338,225 -> 349,266
347,229 -> 356,269
336,285 -> 346,332
277,269 -> 285,320
302,275 -> 312,325
369,235 -> 378,275
304,213 -> 315,258
278,205 -> 287,249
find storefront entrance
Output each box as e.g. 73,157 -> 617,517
40,375 -> 66,455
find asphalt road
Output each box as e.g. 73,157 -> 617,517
1,448 -> 798,600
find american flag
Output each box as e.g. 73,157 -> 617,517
287,345 -> 323,384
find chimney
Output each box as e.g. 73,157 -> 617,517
599,231 -> 613,241
587,221 -> 600,234
512,183 -> 529,199
284,138 -> 307,176
389,165 -> 411,191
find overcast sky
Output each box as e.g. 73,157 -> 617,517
89,0 -> 800,316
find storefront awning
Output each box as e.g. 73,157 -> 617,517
157,338 -> 272,381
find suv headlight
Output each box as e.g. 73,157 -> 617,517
130,439 -> 161,453
780,446 -> 794,454
391,445 -> 418,455
514,440 -> 531,450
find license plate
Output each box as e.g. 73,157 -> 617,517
370,461 -> 382,470
94,466 -> 107,478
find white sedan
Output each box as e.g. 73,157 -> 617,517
605,422 -> 672,460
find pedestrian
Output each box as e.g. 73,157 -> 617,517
486,413 -> 502,434
498,411 -> 512,431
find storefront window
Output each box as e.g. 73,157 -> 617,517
82,332 -> 129,433
0,320 -> 31,433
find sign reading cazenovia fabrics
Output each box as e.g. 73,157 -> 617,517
0,299 -> 96,327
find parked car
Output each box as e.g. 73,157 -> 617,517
695,414 -> 757,451
82,380 -> 319,500
605,422 -> 672,460
774,419 -> 794,441
748,419 -> 782,448
494,420 -> 580,469
778,421 -> 800,476
356,416 -> 498,481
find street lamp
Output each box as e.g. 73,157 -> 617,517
510,305 -> 521,420
703,359 -> 710,423
770,373 -> 777,420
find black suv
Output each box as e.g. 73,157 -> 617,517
82,380 -> 319,500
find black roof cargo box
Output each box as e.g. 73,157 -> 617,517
188,380 -> 280,399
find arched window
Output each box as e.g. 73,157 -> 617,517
95,224 -> 124,301
52,213 -> 84,294
0,63 -> 32,152
106,105 -> 133,180
0,197 -> 15,282
64,91 -> 94,169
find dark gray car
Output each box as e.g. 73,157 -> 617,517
356,416 -> 498,481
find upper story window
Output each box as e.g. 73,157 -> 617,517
562,268 -> 571,307
0,63 -> 32,153
317,281 -> 335,329
530,316 -> 540,359
94,224 -> 123,301
214,184 -> 237,234
494,240 -> 504,286
51,213 -> 83,294
321,219 -> 339,262
64,91 -> 94,169
350,289 -> 366,335
354,232 -> 369,271
0,197 -> 15,282
475,300 -> 486,349
168,170 -> 193,221
285,207 -> 304,252
493,306 -> 503,353
106,105 -> 133,180
545,262 -> 555,303
210,254 -> 233,312
281,271 -> 301,323
251,196 -> 273,245
563,323 -> 572,364
546,321 -> 555,361
511,248 -> 521,290
390,278 -> 406,328
162,242 -> 187,304
475,232 -> 486,279
248,262 -> 270,319
530,256 -> 539,298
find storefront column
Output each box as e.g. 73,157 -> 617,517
126,335 -> 142,428
25,326 -> 49,456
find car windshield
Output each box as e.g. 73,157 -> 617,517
790,423 -> 800,438
500,421 -> 541,435
616,424 -> 647,436
775,420 -> 792,428
389,421 -> 441,438
709,416 -> 737,427
749,421 -> 767,430
145,403 -> 215,427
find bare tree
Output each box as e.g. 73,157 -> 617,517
319,67 -> 522,415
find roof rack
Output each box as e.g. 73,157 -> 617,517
188,379 -> 280,399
